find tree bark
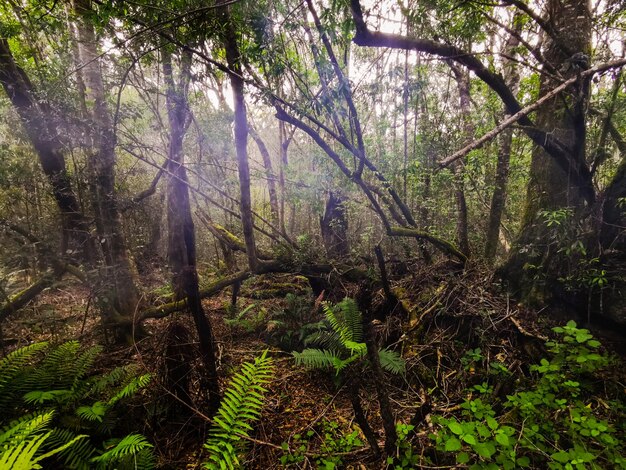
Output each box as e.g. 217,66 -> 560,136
220,5 -> 259,272
0,38 -> 92,261
162,48 -> 221,412
448,64 -> 472,257
73,0 -> 140,333
485,14 -> 522,263
249,127 -> 280,229
320,191 -> 350,258
502,0 -> 592,298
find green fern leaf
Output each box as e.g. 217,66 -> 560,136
91,433 -> 154,469
203,351 -> 273,470
0,342 -> 48,410
292,349 -> 341,370
378,348 -> 406,375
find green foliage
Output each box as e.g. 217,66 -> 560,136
203,351 -> 273,470
428,322 -> 625,469
388,423 -> 419,469
0,411 -> 87,470
91,434 -> 154,470
279,420 -> 363,469
224,303 -> 268,333
0,341 -> 154,469
265,293 -> 321,351
293,298 -> 405,377
0,342 -> 48,411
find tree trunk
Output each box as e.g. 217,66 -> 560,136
449,64 -> 472,257
249,127 -> 280,229
73,0 -> 140,333
485,14 -> 522,263
162,49 -> 221,412
221,6 -> 258,272
502,0 -> 592,300
320,191 -> 350,258
0,38 -> 93,262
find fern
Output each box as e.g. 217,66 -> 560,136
293,348 -> 344,370
322,298 -> 363,345
107,373 -> 152,406
46,428 -> 97,470
378,348 -> 406,375
0,342 -> 155,469
204,351 -> 273,470
0,411 -> 87,470
0,342 -> 48,410
303,330 -> 342,349
91,434 -> 155,470
293,298 -> 406,378
91,366 -> 130,395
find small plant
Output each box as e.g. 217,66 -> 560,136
292,298 -> 405,377
315,420 -> 363,469
203,351 -> 273,469
224,303 -> 268,333
428,322 -> 625,469
461,347 -> 483,372
540,208 -> 573,228
389,423 -> 419,469
279,420 -> 364,469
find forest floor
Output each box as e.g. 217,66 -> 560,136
1,262 -> 625,469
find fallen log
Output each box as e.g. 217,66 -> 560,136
0,273 -> 56,321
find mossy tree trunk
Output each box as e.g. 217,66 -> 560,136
502,0 -> 592,301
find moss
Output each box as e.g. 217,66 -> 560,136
388,227 -> 466,262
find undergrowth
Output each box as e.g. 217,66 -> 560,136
0,341 -> 154,469
422,321 -> 625,470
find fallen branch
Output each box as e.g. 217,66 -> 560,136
136,270 -> 253,322
0,273 -> 56,321
388,227 -> 467,263
438,60 -> 626,169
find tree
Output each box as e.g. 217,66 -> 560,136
72,0 -> 141,335
0,37 -> 93,261
501,0 -> 593,300
162,45 -> 220,411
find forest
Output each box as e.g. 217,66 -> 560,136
0,0 -> 625,468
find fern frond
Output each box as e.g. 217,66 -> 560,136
336,298 -> 363,343
378,349 -> 406,376
20,341 -> 86,393
303,330 -> 343,350
91,434 -> 154,469
23,389 -> 72,405
107,373 -> 151,406
0,342 -> 48,410
0,411 -> 88,470
76,402 -> 108,423
292,349 -> 341,370
46,427 -> 97,470
323,298 -> 363,346
204,351 -> 273,470
70,346 -> 103,388
0,411 -> 53,448
0,430 -> 53,469
90,366 -> 131,396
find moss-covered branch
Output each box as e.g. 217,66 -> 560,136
0,274 -> 56,321
388,226 -> 467,263
136,270 -> 253,322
